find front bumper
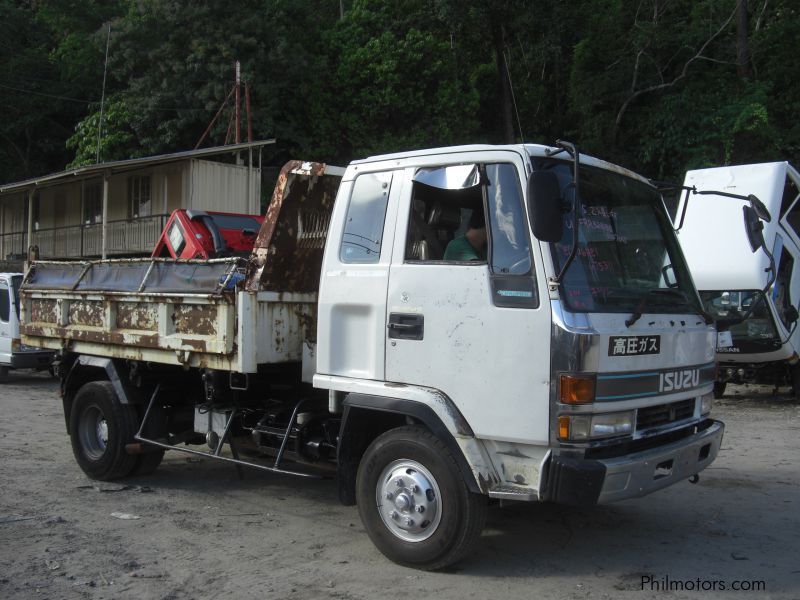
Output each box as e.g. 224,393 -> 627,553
542,420 -> 724,506
10,350 -> 55,369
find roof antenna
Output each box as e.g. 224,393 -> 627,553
504,48 -> 524,142
95,24 -> 111,164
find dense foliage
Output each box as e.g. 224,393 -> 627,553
0,0 -> 796,183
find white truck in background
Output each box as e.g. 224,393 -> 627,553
0,272 -> 54,382
677,162 -> 800,396
20,145 -> 729,570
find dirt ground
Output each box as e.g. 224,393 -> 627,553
0,372 -> 798,600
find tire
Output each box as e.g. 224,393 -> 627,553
0,366 -> 8,383
713,381 -> 727,399
356,425 -> 487,570
69,381 -> 138,481
130,402 -> 166,476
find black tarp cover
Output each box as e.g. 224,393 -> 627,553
23,259 -> 240,295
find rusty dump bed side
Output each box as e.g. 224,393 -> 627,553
20,258 -> 318,372
19,161 -> 343,374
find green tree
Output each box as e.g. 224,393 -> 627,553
312,0 -> 480,161
66,97 -> 138,167
0,0 -> 122,183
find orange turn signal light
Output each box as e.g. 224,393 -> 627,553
559,374 -> 595,404
558,415 -> 571,440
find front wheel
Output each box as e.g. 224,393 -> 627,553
69,381 -> 138,480
356,426 -> 487,570
713,381 -> 727,399
0,365 -> 8,383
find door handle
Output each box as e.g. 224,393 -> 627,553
388,313 -> 424,341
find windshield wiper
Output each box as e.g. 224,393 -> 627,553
625,289 -> 713,328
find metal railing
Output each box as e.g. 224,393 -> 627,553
1,214 -> 168,260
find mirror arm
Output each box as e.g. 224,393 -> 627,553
732,245 -> 777,327
551,140 -> 581,284
692,189 -> 772,222
647,180 -> 696,231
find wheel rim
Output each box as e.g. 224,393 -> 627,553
376,459 -> 442,542
78,404 -> 109,460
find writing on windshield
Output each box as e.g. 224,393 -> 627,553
539,160 -> 697,314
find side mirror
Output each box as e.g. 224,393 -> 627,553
743,205 -> 766,253
785,305 -> 799,325
748,194 -> 771,222
529,170 -> 563,243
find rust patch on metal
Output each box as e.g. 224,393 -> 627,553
68,300 -> 104,328
295,310 -> 317,344
116,302 -> 158,331
246,160 -> 342,293
29,299 -> 57,324
171,304 -> 217,336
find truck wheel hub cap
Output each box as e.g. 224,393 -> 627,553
377,459 -> 442,542
78,406 -> 109,460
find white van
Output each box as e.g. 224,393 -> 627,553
0,273 -> 54,382
677,162 -> 800,396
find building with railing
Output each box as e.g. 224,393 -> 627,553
0,141 -> 273,268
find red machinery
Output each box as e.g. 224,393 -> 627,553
152,210 -> 265,259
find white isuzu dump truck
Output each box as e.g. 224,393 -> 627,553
677,162 -> 800,396
20,145 -> 727,569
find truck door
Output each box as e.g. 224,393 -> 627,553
772,233 -> 800,346
385,158 -> 551,444
776,169 -> 800,347
316,169 -> 400,380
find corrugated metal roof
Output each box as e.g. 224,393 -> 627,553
0,140 -> 275,194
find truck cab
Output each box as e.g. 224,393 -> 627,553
678,162 -> 800,395
0,273 -> 54,382
315,144 -> 721,518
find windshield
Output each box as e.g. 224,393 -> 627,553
209,214 -> 261,231
701,290 -> 781,352
534,158 -> 700,314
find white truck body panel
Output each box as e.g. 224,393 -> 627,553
679,162 -> 788,290
678,162 -> 800,365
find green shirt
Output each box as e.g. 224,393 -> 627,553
443,236 -> 486,261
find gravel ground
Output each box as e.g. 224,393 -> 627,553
0,372 -> 798,599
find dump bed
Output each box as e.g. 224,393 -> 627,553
19,160 -> 344,374
19,258 -> 317,373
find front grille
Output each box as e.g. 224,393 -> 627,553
636,398 -> 695,431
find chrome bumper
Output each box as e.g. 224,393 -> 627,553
541,420 -> 724,506
597,420 -> 724,503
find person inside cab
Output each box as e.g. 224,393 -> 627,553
443,210 -> 487,261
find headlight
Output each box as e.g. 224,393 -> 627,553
558,411 -> 634,441
700,392 -> 713,416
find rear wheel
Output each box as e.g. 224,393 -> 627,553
69,381 -> 138,480
356,426 -> 487,570
0,366 -> 8,383
713,381 -> 727,399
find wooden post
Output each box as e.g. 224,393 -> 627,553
248,147 -> 253,214
27,189 -> 34,256
101,173 -> 109,259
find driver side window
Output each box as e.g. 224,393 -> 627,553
403,162 -> 538,307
